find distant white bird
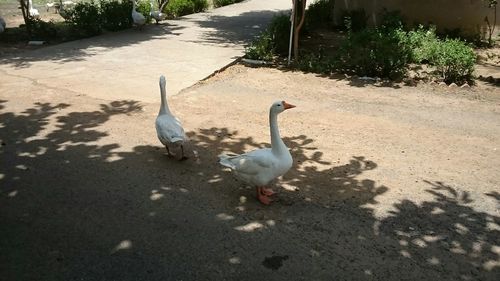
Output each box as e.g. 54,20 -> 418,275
155,75 -> 187,160
0,17 -> 6,33
150,0 -> 167,24
218,101 -> 296,205
131,0 -> 146,28
62,0 -> 75,5
46,2 -> 55,12
28,0 -> 40,19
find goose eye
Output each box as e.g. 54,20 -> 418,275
277,104 -> 281,107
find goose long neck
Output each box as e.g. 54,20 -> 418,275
270,111 -> 286,154
159,83 -> 171,115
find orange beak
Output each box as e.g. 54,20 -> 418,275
283,101 -> 296,110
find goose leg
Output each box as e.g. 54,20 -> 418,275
256,187 -> 272,205
178,145 -> 188,161
261,186 -> 275,196
165,145 -> 173,157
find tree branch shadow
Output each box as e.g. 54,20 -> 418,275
1,101 -> 498,280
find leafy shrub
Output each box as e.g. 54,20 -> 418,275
192,0 -> 209,12
333,28 -> 411,78
100,0 -> 132,31
244,13 -> 291,60
404,25 -> 439,63
305,0 -> 334,30
213,0 -> 244,8
69,1 -> 101,36
380,9 -> 405,31
431,39 -> 476,84
268,13 -> 291,55
29,18 -> 58,40
165,0 -> 208,18
245,30 -> 274,61
341,9 -> 367,32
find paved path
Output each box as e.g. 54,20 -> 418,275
0,0 -> 291,103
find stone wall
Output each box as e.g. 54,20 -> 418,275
333,0 -> 500,39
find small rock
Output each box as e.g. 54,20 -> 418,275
438,82 -> 447,86
428,81 -> 437,86
448,83 -> 458,88
460,83 -> 470,88
310,250 -> 320,257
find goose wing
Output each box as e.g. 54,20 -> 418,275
219,148 -> 274,175
155,114 -> 185,144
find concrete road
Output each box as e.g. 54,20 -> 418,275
0,0 -> 292,102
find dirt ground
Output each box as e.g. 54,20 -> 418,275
1,63 -> 499,280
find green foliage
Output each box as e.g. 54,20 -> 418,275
431,39 -> 476,84
245,30 -> 274,61
341,9 -> 367,32
164,0 -> 208,18
333,28 -> 411,79
213,0 -> 243,8
268,13 -> 291,55
244,13 -> 291,60
29,18 -> 58,40
404,25 -> 439,63
100,0 -> 132,31
295,12 -> 476,84
305,0 -> 334,30
69,1 -> 102,36
380,9 -> 405,31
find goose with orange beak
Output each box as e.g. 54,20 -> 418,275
219,100 -> 296,204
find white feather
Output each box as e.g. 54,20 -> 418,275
155,75 -> 186,147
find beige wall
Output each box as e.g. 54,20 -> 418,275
334,0 -> 500,38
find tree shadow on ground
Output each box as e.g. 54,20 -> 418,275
0,23 -> 186,68
0,101 -> 498,280
185,10 -> 288,47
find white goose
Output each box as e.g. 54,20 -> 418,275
150,0 -> 167,24
219,101 -> 296,205
131,0 -> 146,28
46,2 -> 55,12
155,75 -> 187,160
28,0 -> 40,19
0,17 -> 6,34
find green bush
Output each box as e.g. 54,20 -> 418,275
268,13 -> 291,55
380,9 -> 405,31
404,25 -> 439,63
341,9 -> 367,32
431,39 -> 476,84
69,1 -> 102,36
100,0 -> 132,31
165,0 -> 208,18
213,0 -> 244,8
305,0 -> 334,30
333,28 -> 411,78
29,18 -> 58,40
244,13 -> 291,60
245,30 -> 274,61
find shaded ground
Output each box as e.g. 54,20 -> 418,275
1,63 -> 499,280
